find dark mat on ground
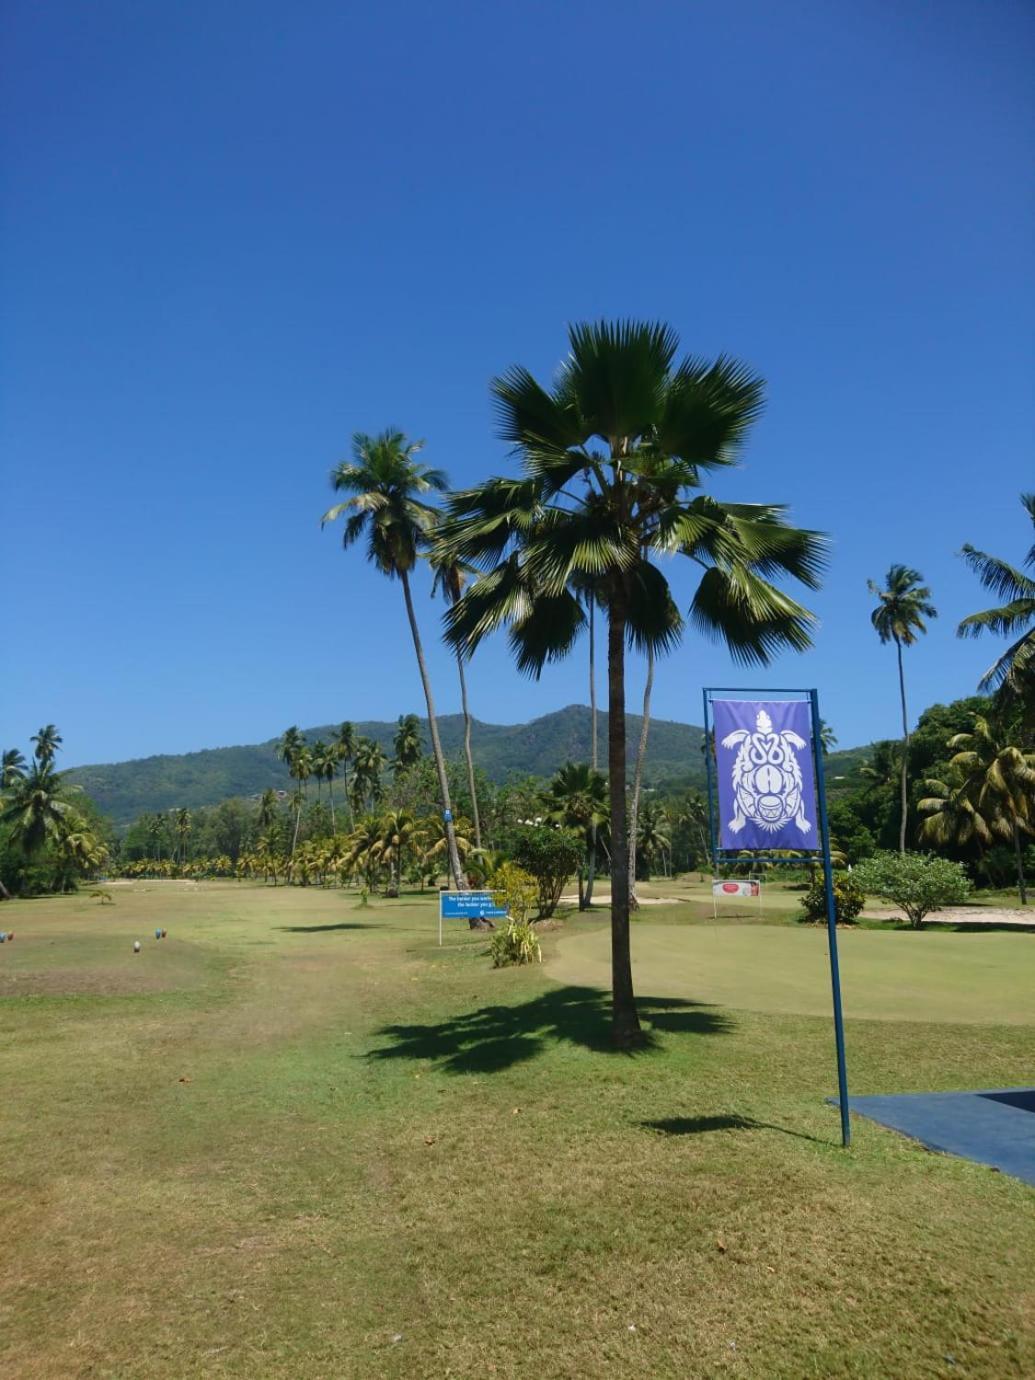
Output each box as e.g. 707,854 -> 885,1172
832,1088 -> 1035,1186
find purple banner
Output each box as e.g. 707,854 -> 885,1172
712,699 -> 818,852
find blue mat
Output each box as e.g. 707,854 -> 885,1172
834,1088 -> 1035,1186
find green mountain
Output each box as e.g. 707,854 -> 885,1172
64,704 -> 871,827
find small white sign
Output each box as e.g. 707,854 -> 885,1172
712,880 -> 761,898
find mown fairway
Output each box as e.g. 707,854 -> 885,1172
1,882 -> 1034,1379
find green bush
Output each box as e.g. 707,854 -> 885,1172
488,862 -> 538,924
489,919 -> 543,968
798,873 -> 865,924
853,851 -> 971,929
511,826 -> 583,918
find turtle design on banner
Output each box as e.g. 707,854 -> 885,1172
721,708 -> 812,837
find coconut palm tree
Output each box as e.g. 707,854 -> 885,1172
350,737 -> 386,814
957,493 -> 1035,718
276,727 -> 305,854
257,788 -> 279,833
370,809 -> 429,896
921,712 -> 1035,904
1,748 -> 27,790
868,566 -> 937,853
392,714 -> 423,779
323,429 -> 463,888
437,320 -> 824,1046
542,761 -> 609,910
429,548 -> 483,850
335,722 -> 356,829
0,760 -> 78,857
30,725 -> 62,767
636,798 -> 671,879
819,720 -> 837,755
174,807 -> 192,866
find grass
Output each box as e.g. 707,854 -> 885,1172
0,880 -> 1033,1379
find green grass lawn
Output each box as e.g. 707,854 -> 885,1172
1,881 -> 1033,1379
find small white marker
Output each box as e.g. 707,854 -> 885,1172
133,941 -> 141,953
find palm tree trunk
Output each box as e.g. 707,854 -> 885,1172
586,595 -> 598,907
343,761 -> 354,829
628,643 -> 655,908
607,593 -> 642,1048
456,653 -> 482,850
897,639 -> 909,854
328,776 -> 336,832
400,569 -> 464,889
1013,822 -> 1028,906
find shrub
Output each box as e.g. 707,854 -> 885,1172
853,851 -> 971,929
489,919 -> 543,967
798,873 -> 865,925
488,862 -> 538,925
511,826 -> 583,918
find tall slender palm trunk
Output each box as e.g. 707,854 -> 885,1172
585,596 -> 598,909
896,638 -> 909,853
607,595 -> 642,1048
456,654 -> 482,850
1013,822 -> 1028,906
400,569 -> 464,889
328,777 -> 336,833
628,642 -> 655,907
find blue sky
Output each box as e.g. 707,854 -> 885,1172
2,0 -> 1032,768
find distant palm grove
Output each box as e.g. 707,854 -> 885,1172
2,324 -> 1032,1045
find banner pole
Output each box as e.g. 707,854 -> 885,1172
810,688 -> 851,1148
701,689 -> 718,877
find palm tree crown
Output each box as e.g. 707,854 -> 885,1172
868,566 -> 937,646
957,492 -> 1035,699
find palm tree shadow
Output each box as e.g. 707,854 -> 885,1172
369,986 -> 732,1075
274,922 -> 383,933
641,1114 -> 829,1146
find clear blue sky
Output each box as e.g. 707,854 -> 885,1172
2,0 -> 1032,768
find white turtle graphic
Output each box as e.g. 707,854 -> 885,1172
721,708 -> 812,837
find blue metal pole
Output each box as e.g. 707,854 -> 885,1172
810,688 -> 851,1148
701,689 -> 718,874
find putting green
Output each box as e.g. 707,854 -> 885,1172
549,922 -> 1035,1024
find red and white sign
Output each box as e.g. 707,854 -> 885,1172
712,880 -> 760,898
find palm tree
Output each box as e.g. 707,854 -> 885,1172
957,493 -> 1035,718
323,429 -> 464,889
335,722 -> 357,830
2,748 -> 27,790
438,320 -> 824,1046
0,760 -> 78,857
392,714 -> 423,779
868,565 -> 937,853
542,761 -> 609,909
628,641 -> 655,907
351,737 -> 386,814
676,790 -> 710,873
30,725 -> 62,767
430,549 -> 483,850
371,809 -> 429,896
819,720 -> 837,755
277,727 -> 305,854
293,744 -> 313,850
636,798 -> 671,879
921,712 -> 1035,904
257,788 -> 279,833
174,808 -> 192,866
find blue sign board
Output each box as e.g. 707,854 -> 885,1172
438,891 -> 508,921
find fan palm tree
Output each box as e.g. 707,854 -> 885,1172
542,761 -> 609,909
392,714 -> 423,779
31,725 -> 62,766
323,429 -> 463,889
921,713 -> 1035,904
430,548 -> 483,850
335,722 -> 357,830
957,493 -> 1035,717
2,748 -> 27,790
437,320 -> 825,1046
868,565 -> 937,853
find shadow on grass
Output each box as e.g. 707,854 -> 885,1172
274,922 -> 382,933
641,1114 -> 828,1145
369,985 -> 732,1074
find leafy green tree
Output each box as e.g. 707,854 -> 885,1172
439,320 -> 824,1045
853,850 -> 971,929
868,565 -> 937,853
542,761 -> 608,909
323,429 -> 463,888
957,493 -> 1035,712
512,823 -> 586,919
